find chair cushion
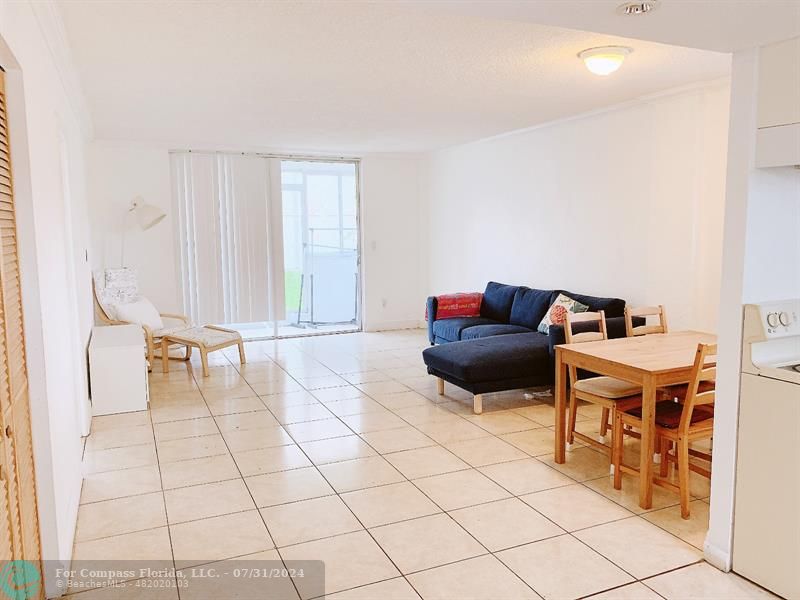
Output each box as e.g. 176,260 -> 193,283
422,332 -> 551,382
509,287 -> 554,329
480,282 -> 519,323
461,324 -> 533,340
153,325 -> 190,338
574,376 -> 641,399
432,317 -> 498,342
626,401 -> 715,429
115,297 -> 164,331
662,380 -> 715,400
559,290 -> 626,318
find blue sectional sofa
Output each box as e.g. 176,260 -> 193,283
422,282 -> 632,413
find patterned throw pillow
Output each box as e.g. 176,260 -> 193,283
104,267 -> 139,304
96,268 -> 139,320
537,293 -> 590,334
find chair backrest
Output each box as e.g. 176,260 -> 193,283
625,305 -> 668,337
565,310 -> 608,344
679,342 -> 717,433
565,311 -> 608,386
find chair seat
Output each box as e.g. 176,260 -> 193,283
662,380 -> 715,400
574,376 -> 641,399
626,401 -> 714,429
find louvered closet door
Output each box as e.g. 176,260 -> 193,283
0,68 -> 43,580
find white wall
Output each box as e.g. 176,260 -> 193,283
422,80 -> 731,332
706,44 -> 800,572
88,141 -> 180,312
360,155 -> 424,330
0,0 -> 93,595
87,142 -> 425,330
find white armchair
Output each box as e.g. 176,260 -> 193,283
93,268 -> 192,370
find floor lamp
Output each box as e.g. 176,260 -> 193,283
120,196 -> 166,267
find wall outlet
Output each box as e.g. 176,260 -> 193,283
381,298 -> 387,308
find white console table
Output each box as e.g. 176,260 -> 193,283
89,324 -> 149,416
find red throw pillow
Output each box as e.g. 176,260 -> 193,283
427,293 -> 483,320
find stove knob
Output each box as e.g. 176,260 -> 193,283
767,312 -> 779,328
779,311 -> 792,326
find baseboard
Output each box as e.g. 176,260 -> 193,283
363,320 -> 424,332
703,537 -> 732,571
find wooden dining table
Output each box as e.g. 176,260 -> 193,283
554,330 -> 717,509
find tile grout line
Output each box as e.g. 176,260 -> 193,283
146,390 -> 182,597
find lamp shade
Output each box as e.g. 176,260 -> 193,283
131,197 -> 166,230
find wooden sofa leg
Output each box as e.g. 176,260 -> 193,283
437,377 -> 445,396
473,394 -> 483,415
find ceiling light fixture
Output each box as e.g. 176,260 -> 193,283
616,1 -> 660,16
578,46 -> 633,76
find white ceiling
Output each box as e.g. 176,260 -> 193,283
58,1 -> 740,153
425,0 -> 800,54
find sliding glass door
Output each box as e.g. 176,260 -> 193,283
170,151 -> 361,340
279,160 -> 360,335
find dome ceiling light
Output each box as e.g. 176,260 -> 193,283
578,46 -> 633,76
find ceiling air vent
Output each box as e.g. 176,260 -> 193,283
616,1 -> 660,15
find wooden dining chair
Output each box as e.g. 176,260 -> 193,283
624,305 -> 673,437
624,305 -> 668,337
565,311 -> 643,457
612,342 -> 716,518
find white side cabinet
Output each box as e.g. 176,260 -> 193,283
89,324 -> 149,416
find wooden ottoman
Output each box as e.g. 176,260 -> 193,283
160,325 -> 245,377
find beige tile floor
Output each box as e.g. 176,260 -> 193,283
74,329 -> 775,600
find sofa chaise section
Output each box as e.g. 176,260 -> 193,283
423,333 -> 552,413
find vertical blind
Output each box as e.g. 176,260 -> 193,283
170,152 -> 284,325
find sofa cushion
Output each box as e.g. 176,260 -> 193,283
423,332 -> 551,382
510,287 -> 555,330
461,324 -> 533,340
432,317 -> 498,342
480,282 -> 519,322
559,290 -> 626,318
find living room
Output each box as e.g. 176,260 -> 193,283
0,1 -> 798,599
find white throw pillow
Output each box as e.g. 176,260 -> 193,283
115,297 -> 164,331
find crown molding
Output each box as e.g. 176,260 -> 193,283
443,76 -> 732,151
30,0 -> 94,138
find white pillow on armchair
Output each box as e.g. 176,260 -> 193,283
114,297 -> 164,331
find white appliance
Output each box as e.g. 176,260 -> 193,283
89,325 -> 150,416
733,300 -> 800,599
